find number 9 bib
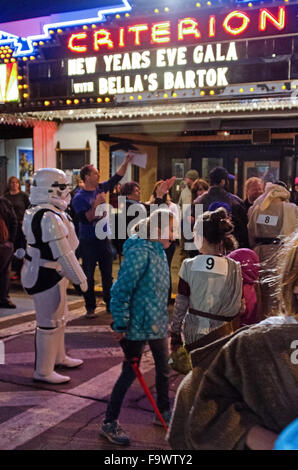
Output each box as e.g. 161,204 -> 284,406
190,255 -> 228,276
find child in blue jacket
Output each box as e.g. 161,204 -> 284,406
100,207 -> 176,446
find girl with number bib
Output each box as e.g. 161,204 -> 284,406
170,208 -> 243,353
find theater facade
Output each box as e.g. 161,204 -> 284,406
0,0 -> 297,200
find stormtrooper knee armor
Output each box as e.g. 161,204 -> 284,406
22,168 -> 88,384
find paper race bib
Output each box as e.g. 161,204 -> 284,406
190,255 -> 228,276
256,214 -> 278,226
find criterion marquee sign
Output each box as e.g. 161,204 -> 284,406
26,4 -> 298,105
67,6 -> 287,54
63,5 -> 294,98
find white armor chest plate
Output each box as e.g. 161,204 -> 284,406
22,204 -> 58,245
60,212 -> 79,252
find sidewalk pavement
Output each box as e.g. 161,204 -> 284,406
0,298 -> 182,451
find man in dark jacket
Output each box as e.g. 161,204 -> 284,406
196,167 -> 249,248
0,197 -> 18,308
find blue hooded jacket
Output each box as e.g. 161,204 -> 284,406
110,234 -> 170,340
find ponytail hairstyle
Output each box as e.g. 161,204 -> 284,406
194,207 -> 238,253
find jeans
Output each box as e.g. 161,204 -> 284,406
105,337 -> 170,422
80,238 -> 113,310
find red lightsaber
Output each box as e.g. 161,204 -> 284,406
130,357 -> 168,432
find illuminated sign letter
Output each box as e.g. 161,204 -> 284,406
178,18 -> 201,40
128,25 -> 149,46
68,33 -> 87,53
259,7 -> 285,32
119,28 -> 125,47
152,22 -> 171,44
209,16 -> 216,38
223,11 -> 250,36
94,29 -> 114,51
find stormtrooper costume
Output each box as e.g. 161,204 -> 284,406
22,168 -> 88,384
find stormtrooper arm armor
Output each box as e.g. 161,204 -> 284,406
41,211 -> 88,292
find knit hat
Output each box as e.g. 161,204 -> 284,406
208,201 -> 232,214
295,177 -> 298,185
185,169 -> 199,181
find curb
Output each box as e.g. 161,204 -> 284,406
0,298 -> 85,330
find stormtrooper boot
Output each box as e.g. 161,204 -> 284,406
33,327 -> 70,384
55,325 -> 83,368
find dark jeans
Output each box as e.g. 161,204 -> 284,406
0,242 -> 13,302
105,337 -> 170,423
165,241 -> 177,302
80,238 -> 113,310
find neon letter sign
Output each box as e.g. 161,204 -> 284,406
209,16 -> 216,38
151,22 -> 171,43
68,33 -> 87,53
94,29 -> 114,50
222,11 -> 250,36
178,18 -> 201,40
259,7 -> 285,31
128,25 -> 149,45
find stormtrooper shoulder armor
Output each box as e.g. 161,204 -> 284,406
41,211 -> 69,243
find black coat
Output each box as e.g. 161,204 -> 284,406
0,197 -> 18,243
196,186 -> 249,248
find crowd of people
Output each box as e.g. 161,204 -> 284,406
0,160 -> 298,450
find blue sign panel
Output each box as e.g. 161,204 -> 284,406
0,0 -> 127,22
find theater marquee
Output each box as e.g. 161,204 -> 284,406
14,4 -> 298,108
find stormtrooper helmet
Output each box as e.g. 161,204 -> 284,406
30,168 -> 71,211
